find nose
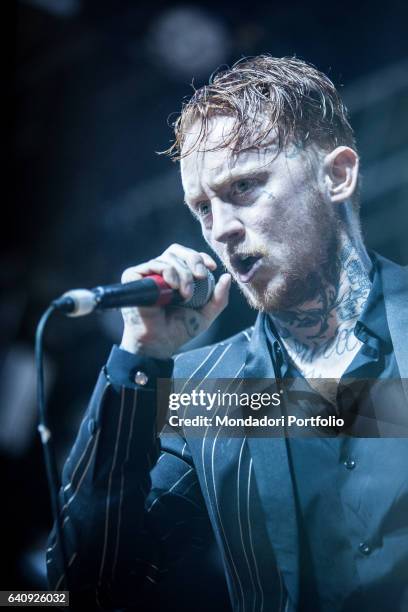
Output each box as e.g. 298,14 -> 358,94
211,199 -> 245,244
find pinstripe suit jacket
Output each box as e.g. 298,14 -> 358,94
47,255 -> 408,611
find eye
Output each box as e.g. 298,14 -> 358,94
196,201 -> 211,217
231,178 -> 258,197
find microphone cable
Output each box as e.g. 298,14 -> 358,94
35,304 -> 70,592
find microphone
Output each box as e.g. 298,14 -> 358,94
52,271 -> 215,317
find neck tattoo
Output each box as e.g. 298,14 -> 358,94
272,240 -> 372,367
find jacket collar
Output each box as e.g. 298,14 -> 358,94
376,254 -> 408,399
242,311 -> 276,380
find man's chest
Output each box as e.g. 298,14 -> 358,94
281,335 -> 364,404
189,435 -> 408,608
186,431 -> 408,611
283,335 -> 364,380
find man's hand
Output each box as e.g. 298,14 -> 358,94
120,244 -> 231,360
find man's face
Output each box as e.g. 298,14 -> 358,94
181,116 -> 339,312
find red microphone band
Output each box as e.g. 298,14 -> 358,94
147,274 -> 177,306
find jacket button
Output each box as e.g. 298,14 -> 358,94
358,542 -> 371,556
344,459 -> 356,470
134,370 -> 148,386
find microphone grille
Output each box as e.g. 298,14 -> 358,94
183,271 -> 215,309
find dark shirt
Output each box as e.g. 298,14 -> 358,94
263,256 -> 406,611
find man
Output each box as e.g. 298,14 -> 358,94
47,56 -> 408,611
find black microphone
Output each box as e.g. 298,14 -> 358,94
52,271 -> 215,317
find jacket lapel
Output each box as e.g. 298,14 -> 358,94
377,255 -> 408,400
243,313 -> 300,606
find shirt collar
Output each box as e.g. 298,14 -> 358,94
354,253 -> 391,349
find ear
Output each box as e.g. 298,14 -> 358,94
323,146 -> 359,203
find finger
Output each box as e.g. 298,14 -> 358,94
122,261 -> 182,293
121,268 -> 143,283
165,253 -> 194,298
167,244 -> 212,278
199,252 -> 217,270
200,273 -> 231,321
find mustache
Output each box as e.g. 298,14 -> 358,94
226,244 -> 270,260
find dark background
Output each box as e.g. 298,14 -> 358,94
3,0 -> 408,600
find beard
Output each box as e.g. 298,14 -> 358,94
235,195 -> 341,313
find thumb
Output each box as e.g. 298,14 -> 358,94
201,273 -> 231,321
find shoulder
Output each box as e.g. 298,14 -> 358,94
375,252 -> 408,299
375,252 -> 408,276
173,326 -> 254,378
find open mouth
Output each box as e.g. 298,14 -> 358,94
230,254 -> 263,283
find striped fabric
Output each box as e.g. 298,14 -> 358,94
46,327 -> 290,611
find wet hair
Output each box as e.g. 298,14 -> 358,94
163,55 -> 360,209
165,54 -> 356,156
